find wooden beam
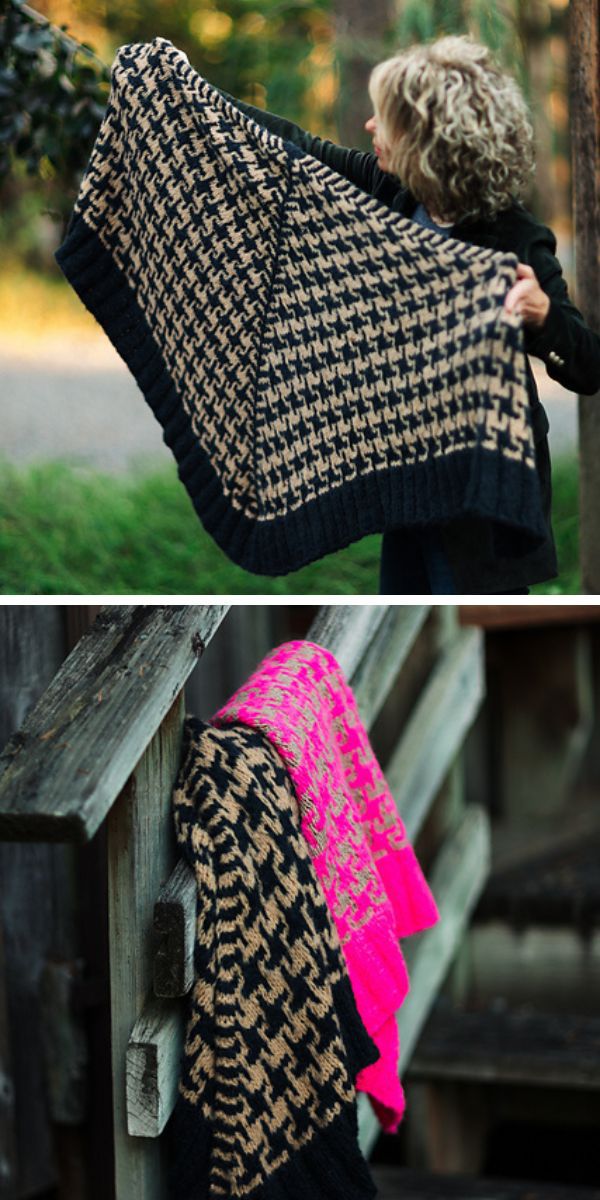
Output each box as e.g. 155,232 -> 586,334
401,806 -> 491,1063
305,604 -> 429,682
386,628 -> 485,843
570,0 -> 600,591
357,805 -> 491,1157
153,858 -> 197,999
126,999 -> 182,1138
304,604 -> 389,676
346,606 -> 430,727
460,605 -> 600,630
408,1005 -> 600,1091
0,605 -> 229,842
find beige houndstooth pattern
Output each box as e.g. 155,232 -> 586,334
57,36 -> 544,575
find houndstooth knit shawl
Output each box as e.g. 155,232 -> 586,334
54,36 -> 546,576
168,718 -> 379,1200
214,640 -> 439,1133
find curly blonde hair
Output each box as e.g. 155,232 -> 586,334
368,35 -> 536,223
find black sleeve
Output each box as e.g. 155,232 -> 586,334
520,223 -> 600,397
215,87 -> 385,199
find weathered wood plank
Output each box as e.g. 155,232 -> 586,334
108,692 -> 185,1198
475,828 -> 600,933
402,804 -> 491,1060
346,606 -> 430,727
0,605 -> 229,842
409,1003 -> 600,1090
304,605 -> 389,677
460,605 -> 600,629
153,858 -> 197,998
126,998 -> 182,1138
468,922 -> 600,1017
152,605 -> 431,998
306,604 -> 429,688
386,628 -> 485,842
357,805 -> 491,1157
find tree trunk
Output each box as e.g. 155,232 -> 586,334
331,0 -> 396,147
570,0 -> 600,592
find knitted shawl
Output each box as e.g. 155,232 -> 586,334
54,36 -> 546,577
168,718 -> 379,1200
214,640 -> 439,1132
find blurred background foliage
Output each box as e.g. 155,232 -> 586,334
0,0 -> 572,267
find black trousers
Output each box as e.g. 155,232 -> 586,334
379,527 -> 530,596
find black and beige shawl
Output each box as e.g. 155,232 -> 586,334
168,718 -> 379,1199
55,36 -> 546,575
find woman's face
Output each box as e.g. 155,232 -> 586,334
364,114 -> 392,172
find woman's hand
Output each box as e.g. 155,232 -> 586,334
504,261 -> 551,330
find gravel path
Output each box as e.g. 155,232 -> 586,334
0,331 -> 579,472
0,333 -> 171,473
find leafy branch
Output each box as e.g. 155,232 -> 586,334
0,0 -> 110,194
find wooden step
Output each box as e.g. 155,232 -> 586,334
474,832 -> 600,934
370,1165 -> 600,1199
409,1000 -> 600,1090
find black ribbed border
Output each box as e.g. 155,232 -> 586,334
167,1090 -> 377,1200
54,212 -> 547,578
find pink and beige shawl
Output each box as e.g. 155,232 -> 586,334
213,639 -> 439,1131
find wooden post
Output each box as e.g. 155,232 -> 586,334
107,692 -> 185,1200
570,0 -> 600,591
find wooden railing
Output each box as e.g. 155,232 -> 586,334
0,604 -> 489,1198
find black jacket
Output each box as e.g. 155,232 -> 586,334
218,91 -> 600,591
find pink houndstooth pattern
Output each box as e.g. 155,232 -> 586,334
213,639 -> 439,1131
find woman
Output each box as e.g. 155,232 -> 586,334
218,35 -> 600,594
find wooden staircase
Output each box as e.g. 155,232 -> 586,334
373,824 -> 600,1197
0,604 -> 488,1199
2,605 -> 599,1199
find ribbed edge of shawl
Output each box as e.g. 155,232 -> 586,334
54,210 -> 546,577
168,1093 -> 377,1200
168,967 -> 378,1200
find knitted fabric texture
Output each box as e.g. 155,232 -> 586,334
168,718 -> 379,1200
54,36 -> 547,577
214,640 -> 440,1132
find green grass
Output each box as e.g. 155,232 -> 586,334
0,458 -> 381,595
0,456 -> 580,595
530,453 -> 580,595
